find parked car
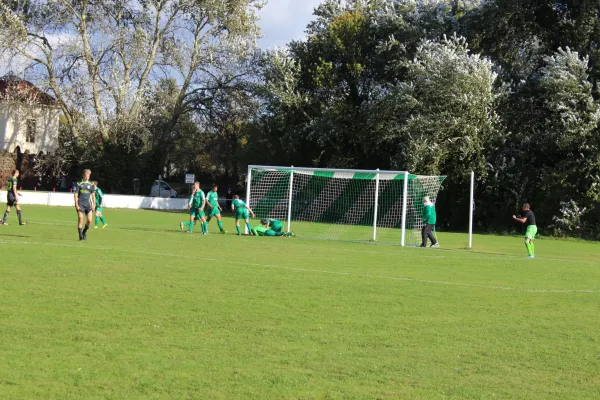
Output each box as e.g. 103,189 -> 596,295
150,180 -> 177,198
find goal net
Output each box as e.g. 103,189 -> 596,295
246,166 -> 445,245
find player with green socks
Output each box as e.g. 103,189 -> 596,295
180,182 -> 208,234
206,184 -> 226,234
263,218 -> 284,236
93,181 -> 107,229
251,218 -> 287,237
513,203 -> 537,258
231,194 -> 255,235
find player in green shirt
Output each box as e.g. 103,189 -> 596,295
252,218 -> 294,237
180,181 -> 208,234
0,169 -> 26,226
206,184 -> 226,234
231,194 -> 255,235
263,218 -> 284,235
420,196 -> 439,247
93,181 -> 107,229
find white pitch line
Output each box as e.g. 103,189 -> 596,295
0,238 -> 598,294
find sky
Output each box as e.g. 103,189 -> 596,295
257,0 -> 323,49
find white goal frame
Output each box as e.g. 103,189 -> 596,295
245,165 -> 445,246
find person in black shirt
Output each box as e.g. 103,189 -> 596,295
74,169 -> 96,241
512,203 -> 537,258
1,169 -> 26,225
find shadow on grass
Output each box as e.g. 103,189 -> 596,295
0,233 -> 30,238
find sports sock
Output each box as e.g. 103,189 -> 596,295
95,216 -> 99,226
78,228 -> 83,239
246,222 -> 252,232
217,220 -> 224,232
100,216 -> 106,225
2,211 -> 9,222
82,225 -> 89,236
17,210 -> 22,224
525,242 -> 532,256
530,241 -> 535,256
203,222 -> 208,233
236,226 -> 241,235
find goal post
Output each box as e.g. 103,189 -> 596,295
245,165 -> 445,245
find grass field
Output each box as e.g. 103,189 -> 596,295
1,205 -> 599,399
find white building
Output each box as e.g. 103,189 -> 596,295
0,76 -> 60,155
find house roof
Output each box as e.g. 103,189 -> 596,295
0,75 -> 58,106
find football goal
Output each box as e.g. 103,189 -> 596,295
245,166 -> 446,246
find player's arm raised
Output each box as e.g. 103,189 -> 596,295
512,215 -> 527,224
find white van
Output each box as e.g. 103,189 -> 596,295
150,180 -> 177,198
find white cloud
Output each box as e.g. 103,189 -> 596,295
257,0 -> 323,49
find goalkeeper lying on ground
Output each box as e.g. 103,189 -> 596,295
252,219 -> 294,237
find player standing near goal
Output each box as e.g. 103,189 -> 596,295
513,203 -> 537,258
74,169 -> 96,241
420,196 -> 439,247
206,184 -> 226,234
93,181 -> 108,229
231,194 -> 255,235
0,169 -> 26,225
181,181 -> 207,234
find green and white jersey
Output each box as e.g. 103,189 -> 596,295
232,198 -> 247,210
95,187 -> 104,206
189,189 -> 206,209
207,191 -> 219,208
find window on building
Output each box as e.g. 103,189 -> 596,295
26,119 -> 36,143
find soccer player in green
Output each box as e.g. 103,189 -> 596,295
252,218 -> 288,237
206,184 -> 226,234
513,203 -> 537,258
180,181 -> 208,234
231,194 -> 255,235
263,218 -> 284,235
0,169 -> 26,225
74,169 -> 96,241
93,181 -> 107,229
420,196 -> 439,247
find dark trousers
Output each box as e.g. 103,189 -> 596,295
421,224 -> 437,246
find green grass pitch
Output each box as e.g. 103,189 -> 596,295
1,205 -> 599,399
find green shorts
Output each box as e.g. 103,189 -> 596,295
271,221 -> 283,233
95,206 -> 103,213
235,209 -> 249,220
525,225 -> 537,240
208,207 -> 221,217
190,208 -> 206,220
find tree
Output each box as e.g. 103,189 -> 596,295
384,35 -> 498,177
0,0 -> 263,141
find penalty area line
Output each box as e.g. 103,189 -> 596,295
0,238 -> 598,294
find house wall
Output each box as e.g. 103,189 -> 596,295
0,103 -> 60,154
